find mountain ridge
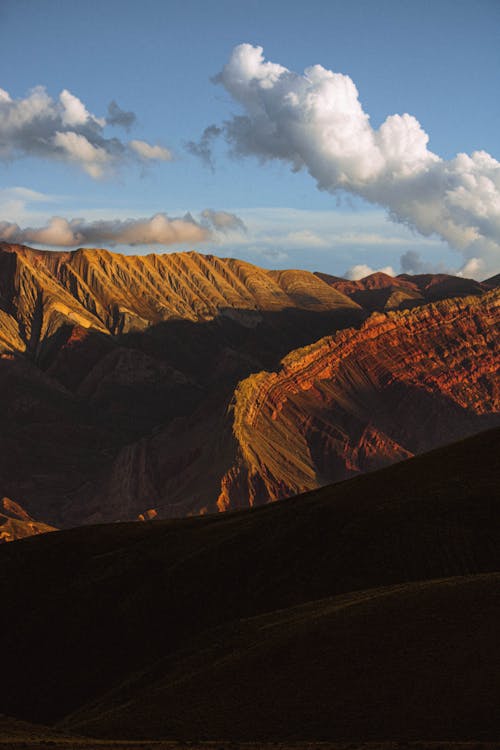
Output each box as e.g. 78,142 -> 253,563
0,242 -> 361,350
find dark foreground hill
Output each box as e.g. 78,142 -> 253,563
1,427 -> 499,743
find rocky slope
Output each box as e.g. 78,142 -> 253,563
0,241 -> 498,527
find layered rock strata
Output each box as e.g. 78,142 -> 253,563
217,290 -> 500,509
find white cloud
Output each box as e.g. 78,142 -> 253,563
0,185 -> 59,224
0,207 -> 247,248
0,214 -> 208,247
282,230 -> 329,248
59,89 -> 94,127
53,131 -> 113,178
129,140 -> 172,161
197,44 -> 500,278
344,263 -> 395,280
0,85 -> 173,178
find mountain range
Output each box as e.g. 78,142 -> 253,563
0,240 -> 499,535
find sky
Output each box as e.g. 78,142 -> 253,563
0,0 -> 499,279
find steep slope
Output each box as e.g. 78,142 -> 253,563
0,427 -> 499,738
484,272 -> 500,288
216,289 -> 500,510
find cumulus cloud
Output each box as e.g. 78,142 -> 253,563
0,208 -> 246,247
198,43 -> 500,278
344,264 -> 395,280
0,85 -> 172,177
201,208 -> 246,233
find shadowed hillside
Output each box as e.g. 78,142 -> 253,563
67,574 -> 500,742
0,427 -> 499,741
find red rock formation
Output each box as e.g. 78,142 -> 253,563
216,290 -> 500,510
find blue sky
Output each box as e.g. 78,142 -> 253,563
0,0 -> 499,278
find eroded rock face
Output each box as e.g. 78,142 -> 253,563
216,290 -> 500,510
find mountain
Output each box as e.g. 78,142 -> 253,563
1,427 -> 499,742
315,269 -> 490,312
0,242 -> 498,529
0,242 -> 359,349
